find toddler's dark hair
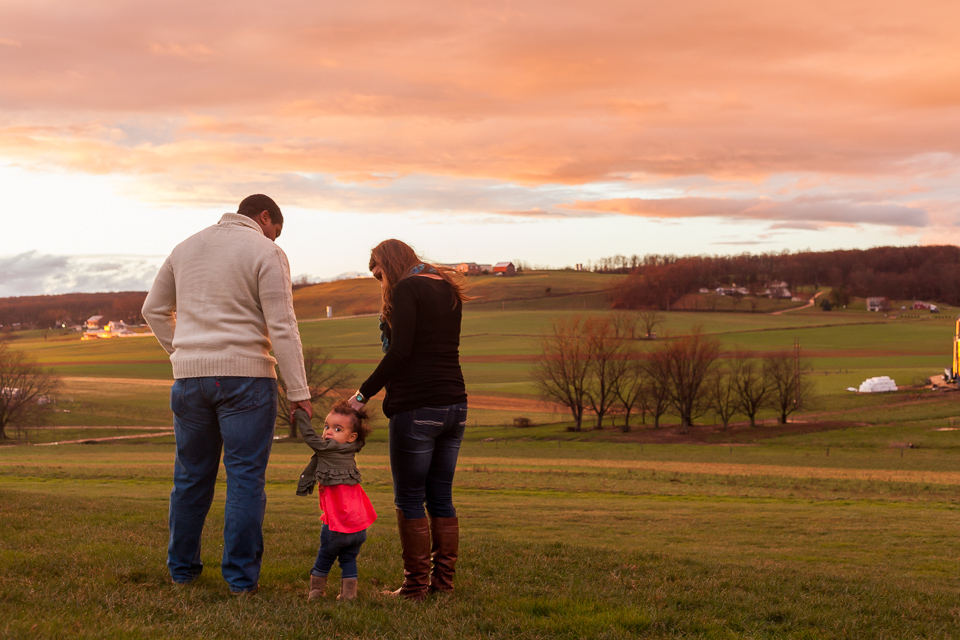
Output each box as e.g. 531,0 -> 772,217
329,399 -> 371,443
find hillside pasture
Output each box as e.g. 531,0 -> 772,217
3,431 -> 960,638
5,280 -> 960,636
292,270 -> 627,320
1,298 -> 958,431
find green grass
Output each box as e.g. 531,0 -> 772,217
3,303 -> 959,430
3,433 -> 960,639
290,270 -> 628,320
8,279 -> 960,635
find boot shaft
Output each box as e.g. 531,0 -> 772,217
394,509 -> 431,600
338,577 -> 358,601
429,516 -> 459,593
308,574 -> 327,600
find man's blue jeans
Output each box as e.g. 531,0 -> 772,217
168,376 -> 277,593
311,524 -> 367,579
389,403 -> 467,520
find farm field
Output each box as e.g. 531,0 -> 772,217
5,293 -> 956,430
3,425 -> 960,639
292,270 -> 629,319
3,274 -> 960,637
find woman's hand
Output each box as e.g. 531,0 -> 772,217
348,393 -> 366,412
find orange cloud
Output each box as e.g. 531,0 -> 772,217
0,0 -> 958,217
560,196 -> 929,229
149,42 -> 218,60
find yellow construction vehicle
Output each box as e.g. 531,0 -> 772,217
945,315 -> 960,383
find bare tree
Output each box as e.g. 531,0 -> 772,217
731,352 -> 769,427
637,310 -> 665,339
0,344 -> 60,440
610,312 -> 639,340
277,347 -> 354,438
656,330 -> 722,432
764,351 -> 814,424
610,351 -> 648,432
706,363 -> 740,430
583,317 -> 625,429
532,316 -> 590,431
643,351 -> 672,428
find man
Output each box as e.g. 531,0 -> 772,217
142,194 -> 312,594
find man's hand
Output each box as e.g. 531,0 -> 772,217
290,400 -> 313,425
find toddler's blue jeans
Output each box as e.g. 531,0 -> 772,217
311,524 -> 367,579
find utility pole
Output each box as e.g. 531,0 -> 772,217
794,337 -> 801,407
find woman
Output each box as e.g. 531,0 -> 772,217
348,239 -> 469,601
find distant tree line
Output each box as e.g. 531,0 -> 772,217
0,292 -> 148,329
600,246 -> 960,310
533,313 -> 813,432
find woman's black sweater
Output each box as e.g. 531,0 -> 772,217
358,276 -> 467,417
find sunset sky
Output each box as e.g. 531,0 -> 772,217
2,0 -> 960,296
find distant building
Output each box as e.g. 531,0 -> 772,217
456,262 -> 481,276
81,320 -> 151,341
478,264 -> 493,274
867,297 -> 889,312
716,286 -> 748,296
85,315 -> 104,330
107,321 -> 133,333
493,262 -> 516,277
763,281 -> 792,298
913,301 -> 939,312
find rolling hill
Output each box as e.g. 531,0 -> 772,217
292,270 -> 627,320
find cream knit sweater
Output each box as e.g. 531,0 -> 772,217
142,213 -> 310,402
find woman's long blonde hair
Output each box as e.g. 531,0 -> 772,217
369,239 -> 470,327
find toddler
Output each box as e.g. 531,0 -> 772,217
295,400 -> 377,600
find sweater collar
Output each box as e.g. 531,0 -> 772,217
218,212 -> 265,236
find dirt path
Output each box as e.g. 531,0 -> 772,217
467,394 -> 565,413
59,378 -> 564,413
29,425 -> 171,430
63,376 -> 172,387
456,456 -> 960,485
35,431 -> 174,446
771,291 -> 824,315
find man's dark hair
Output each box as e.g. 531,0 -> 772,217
238,194 -> 283,225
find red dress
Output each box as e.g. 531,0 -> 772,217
319,484 -> 377,533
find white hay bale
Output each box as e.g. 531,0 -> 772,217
857,376 -> 898,393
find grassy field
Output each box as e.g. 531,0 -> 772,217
3,424 -> 960,639
3,275 -> 960,637
293,270 -> 628,320
2,286 -> 957,430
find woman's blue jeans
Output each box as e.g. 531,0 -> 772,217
389,403 -> 468,520
311,524 -> 367,579
167,376 -> 277,593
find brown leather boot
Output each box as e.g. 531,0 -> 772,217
383,509 -> 431,601
308,574 -> 326,600
337,578 -> 358,601
429,516 -> 459,593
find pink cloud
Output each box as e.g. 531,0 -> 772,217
559,196 -> 929,229
149,43 -> 218,60
0,0 -> 958,213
